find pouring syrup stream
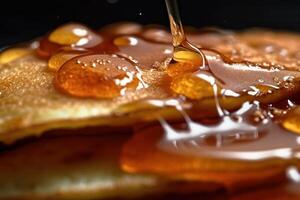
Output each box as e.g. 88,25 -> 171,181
165,0 -> 207,68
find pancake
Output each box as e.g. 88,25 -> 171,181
0,22 -> 300,199
1,24 -> 300,143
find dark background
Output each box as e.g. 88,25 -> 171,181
1,0 -> 300,47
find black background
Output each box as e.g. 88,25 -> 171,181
1,0 -> 300,47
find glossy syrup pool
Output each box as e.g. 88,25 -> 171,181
1,20 -> 300,194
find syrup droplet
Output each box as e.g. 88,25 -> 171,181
54,54 -> 140,98
282,107 -> 300,134
37,36 -> 61,58
114,36 -> 139,46
247,84 -> 278,97
100,22 -> 143,35
48,50 -> 89,71
37,23 -> 103,58
117,37 -> 172,69
166,62 -> 199,77
142,27 -> 172,43
173,50 -> 203,64
170,73 -> 216,100
49,24 -> 91,45
166,51 -> 203,77
0,48 -> 31,64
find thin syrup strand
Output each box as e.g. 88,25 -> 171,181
165,0 -> 186,47
165,0 -> 207,68
165,0 -> 225,116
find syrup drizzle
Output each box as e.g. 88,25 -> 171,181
164,0 -> 261,151
159,101 -> 258,148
